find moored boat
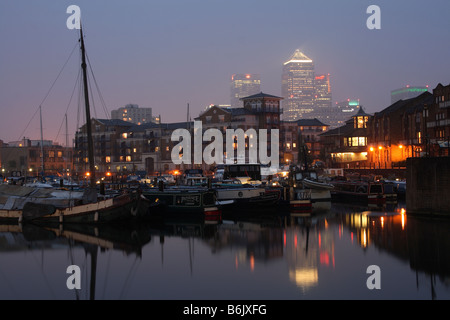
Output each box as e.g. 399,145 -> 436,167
291,169 -> 334,203
1,25 -> 152,225
141,186 -> 221,218
330,180 -> 386,205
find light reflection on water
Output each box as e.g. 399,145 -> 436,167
0,201 -> 449,300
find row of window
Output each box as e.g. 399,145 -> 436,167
343,137 -> 367,147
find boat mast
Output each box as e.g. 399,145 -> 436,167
65,113 -> 69,179
80,24 -> 96,188
39,105 -> 45,180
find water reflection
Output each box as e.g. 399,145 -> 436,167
0,202 -> 449,299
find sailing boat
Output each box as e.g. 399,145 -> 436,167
0,24 -> 153,224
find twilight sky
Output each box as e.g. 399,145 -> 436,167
1,0 -> 449,145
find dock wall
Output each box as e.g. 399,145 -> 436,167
406,157 -> 450,216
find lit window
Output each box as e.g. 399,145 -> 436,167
126,156 -> 131,162
122,133 -> 128,139
106,156 -> 111,163
358,137 -> 366,146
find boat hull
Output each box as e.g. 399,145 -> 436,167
24,194 -> 138,224
141,188 -> 221,218
330,181 -> 386,205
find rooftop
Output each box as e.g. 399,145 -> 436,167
283,49 -> 313,65
240,92 -> 283,100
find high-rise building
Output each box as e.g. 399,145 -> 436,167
391,86 -> 429,104
230,74 -> 261,108
281,49 -> 315,121
111,104 -> 154,125
315,74 -> 332,109
317,98 -> 360,129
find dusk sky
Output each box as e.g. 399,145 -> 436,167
1,0 -> 449,145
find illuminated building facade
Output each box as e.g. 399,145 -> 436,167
315,74 -> 332,109
0,138 -> 73,178
111,104 -> 156,125
368,83 -> 450,168
319,107 -> 371,168
281,118 -> 329,165
230,74 -> 261,108
282,49 -> 315,121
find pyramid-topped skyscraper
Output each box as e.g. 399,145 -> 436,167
281,49 -> 315,121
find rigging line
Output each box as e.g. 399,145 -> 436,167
67,237 -> 80,300
118,255 -> 140,300
38,42 -> 79,109
100,250 -> 112,300
4,42 -> 78,166
29,248 -> 57,299
0,264 -> 21,299
86,50 -> 110,119
86,67 -> 98,119
53,68 -> 82,144
1,106 -> 40,167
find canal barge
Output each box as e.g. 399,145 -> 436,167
330,180 -> 386,205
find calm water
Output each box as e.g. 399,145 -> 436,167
1,201 -> 449,301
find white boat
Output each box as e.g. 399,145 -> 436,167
293,170 -> 333,202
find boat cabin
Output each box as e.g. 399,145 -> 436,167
216,163 -> 262,184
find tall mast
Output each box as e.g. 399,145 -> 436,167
39,105 -> 45,179
80,24 -> 96,188
65,113 -> 69,178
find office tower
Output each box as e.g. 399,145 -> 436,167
391,86 -> 429,104
281,49 -> 315,121
111,104 -> 154,125
230,74 -> 261,108
315,74 -> 332,109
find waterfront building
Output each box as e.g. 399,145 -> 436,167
0,138 -> 73,178
282,49 -> 315,121
230,74 -> 261,108
111,104 -> 156,125
74,119 -> 134,178
319,107 -> 371,168
368,91 -> 433,168
74,118 -> 192,178
391,86 -> 429,104
427,83 -> 450,156
366,83 -> 450,168
281,118 -> 329,165
196,92 -> 282,167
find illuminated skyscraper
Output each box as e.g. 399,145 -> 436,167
315,74 -> 332,109
230,74 -> 261,108
281,49 -> 315,121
